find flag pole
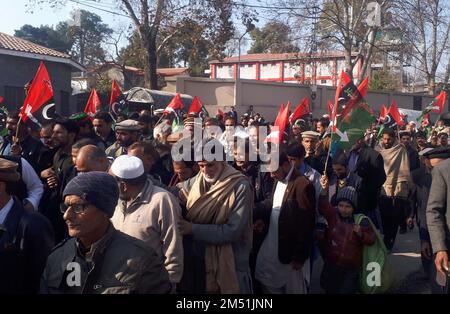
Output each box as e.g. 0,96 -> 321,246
14,117 -> 22,143
323,110 -> 336,176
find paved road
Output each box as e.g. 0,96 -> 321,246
309,226 -> 430,294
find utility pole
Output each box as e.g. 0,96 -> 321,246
234,22 -> 255,107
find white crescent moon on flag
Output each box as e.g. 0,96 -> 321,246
42,103 -> 56,120
384,115 -> 391,125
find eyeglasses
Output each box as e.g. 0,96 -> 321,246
60,203 -> 89,214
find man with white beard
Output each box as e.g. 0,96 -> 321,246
177,138 -> 253,294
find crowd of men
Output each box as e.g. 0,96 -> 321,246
0,104 -> 449,295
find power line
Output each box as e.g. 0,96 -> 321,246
68,0 -> 130,18
248,2 -> 450,83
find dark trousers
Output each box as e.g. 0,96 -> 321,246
320,262 -> 359,294
379,196 -> 408,250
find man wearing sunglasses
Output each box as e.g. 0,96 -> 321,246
40,171 -> 171,294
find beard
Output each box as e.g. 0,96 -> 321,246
204,172 -> 221,184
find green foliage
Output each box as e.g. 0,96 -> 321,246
248,22 -> 299,54
369,69 -> 402,91
14,24 -> 73,53
15,9 -> 112,67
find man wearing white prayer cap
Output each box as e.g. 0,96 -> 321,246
109,155 -> 184,287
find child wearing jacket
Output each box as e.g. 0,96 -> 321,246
317,178 -> 376,294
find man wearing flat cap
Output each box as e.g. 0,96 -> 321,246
106,119 -> 142,159
110,155 -> 183,287
426,146 -> 450,294
0,158 -> 54,294
41,171 -> 171,294
301,130 -> 331,176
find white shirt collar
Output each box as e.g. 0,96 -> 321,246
0,197 -> 15,225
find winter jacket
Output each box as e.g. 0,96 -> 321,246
318,196 -> 376,269
40,224 -> 171,294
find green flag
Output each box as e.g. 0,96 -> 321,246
332,102 -> 376,150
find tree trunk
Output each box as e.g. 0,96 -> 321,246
428,75 -> 436,95
148,39 -> 159,90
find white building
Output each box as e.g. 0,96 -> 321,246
209,52 -> 362,86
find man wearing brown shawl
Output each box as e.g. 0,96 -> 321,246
178,139 -> 253,294
378,128 -> 411,251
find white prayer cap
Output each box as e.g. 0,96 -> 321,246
110,155 -> 144,179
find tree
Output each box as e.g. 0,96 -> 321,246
65,10 -> 113,66
268,0 -> 389,83
14,24 -> 72,53
390,0 -> 450,95
248,22 -> 299,53
28,0 -> 235,88
16,9 -> 113,67
368,69 -> 401,91
118,0 -> 235,89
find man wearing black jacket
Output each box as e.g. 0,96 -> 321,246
0,110 -> 49,173
0,158 -> 54,294
347,137 -> 386,229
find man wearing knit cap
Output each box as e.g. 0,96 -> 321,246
317,185 -> 376,293
110,155 -> 183,286
41,171 -> 171,294
105,119 -> 142,159
0,158 -> 54,294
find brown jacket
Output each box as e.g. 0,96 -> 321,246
255,169 -> 316,264
318,196 -> 376,269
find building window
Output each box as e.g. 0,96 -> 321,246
4,86 -> 25,110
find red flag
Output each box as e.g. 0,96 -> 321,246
340,77 -> 369,120
216,108 -> 225,119
110,80 -> 123,106
0,96 -> 3,103
422,113 -> 430,128
20,62 -> 54,122
388,100 -> 404,127
164,93 -> 184,114
432,91 -> 447,113
188,96 -> 203,115
273,103 -> 285,128
84,88 -> 101,116
266,102 -> 291,144
335,70 -> 352,106
379,105 -> 388,120
290,97 -> 310,123
327,100 -> 333,118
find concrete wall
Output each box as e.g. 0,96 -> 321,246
176,76 -> 442,121
0,54 -> 75,115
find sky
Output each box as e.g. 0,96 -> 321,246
0,0 -> 265,52
0,0 -> 131,46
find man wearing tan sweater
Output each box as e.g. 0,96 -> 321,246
109,155 -> 183,286
378,128 -> 411,251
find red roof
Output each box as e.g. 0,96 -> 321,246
0,32 -> 71,59
210,51 -> 358,64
